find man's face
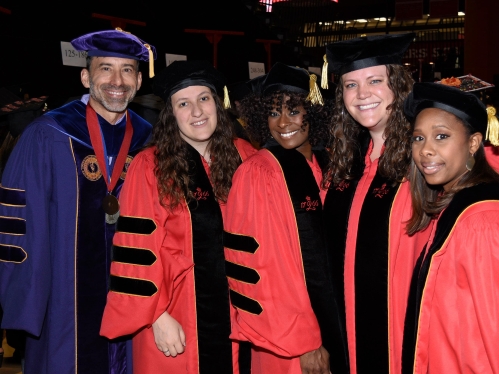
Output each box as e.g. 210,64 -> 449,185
81,57 -> 142,116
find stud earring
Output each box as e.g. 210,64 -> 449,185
466,153 -> 475,171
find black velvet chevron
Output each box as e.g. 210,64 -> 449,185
109,275 -> 158,297
0,244 -> 26,263
0,217 -> 26,235
402,182 -> 499,374
225,260 -> 260,284
0,187 -> 26,207
112,245 -> 157,266
223,231 -> 259,254
116,216 -> 156,235
229,289 -> 263,315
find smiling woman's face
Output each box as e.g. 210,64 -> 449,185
411,107 -> 482,191
342,65 -> 394,132
268,96 -> 311,157
171,85 -> 217,152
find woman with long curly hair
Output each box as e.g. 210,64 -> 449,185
224,62 -> 348,374
322,33 -> 432,374
100,60 -> 256,374
401,83 -> 499,374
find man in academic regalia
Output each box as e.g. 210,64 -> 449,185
0,29 -> 156,374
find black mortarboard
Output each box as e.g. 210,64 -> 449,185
404,82 -> 487,137
153,60 -> 230,108
247,74 -> 267,95
71,28 -> 157,77
324,33 -> 415,77
228,81 -> 252,102
262,63 -> 324,105
0,96 -> 48,137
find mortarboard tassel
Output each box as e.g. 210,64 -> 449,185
306,74 -> 324,106
223,86 -> 231,109
486,106 -> 499,146
116,27 -> 154,78
144,44 -> 155,78
321,55 -> 329,90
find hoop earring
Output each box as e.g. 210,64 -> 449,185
466,153 -> 475,171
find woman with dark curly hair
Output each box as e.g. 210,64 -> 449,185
224,62 -> 348,374
322,34 -> 431,374
100,60 -> 256,374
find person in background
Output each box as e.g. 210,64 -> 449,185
227,80 -> 253,143
0,29 -> 155,374
322,33 -> 431,374
100,60 -> 256,374
402,82 -> 499,374
224,62 -> 348,374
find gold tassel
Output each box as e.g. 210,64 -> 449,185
306,74 -> 324,106
223,86 -> 231,109
321,54 -> 329,89
144,44 -> 154,78
486,106 -> 499,146
116,28 -> 154,78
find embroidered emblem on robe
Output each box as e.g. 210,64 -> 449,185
120,155 -> 134,180
81,155 -> 102,181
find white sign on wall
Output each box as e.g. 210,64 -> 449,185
248,62 -> 265,79
308,67 -> 321,76
166,54 -> 187,66
61,42 -> 87,67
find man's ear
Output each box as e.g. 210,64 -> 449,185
81,69 -> 90,89
137,71 -> 142,91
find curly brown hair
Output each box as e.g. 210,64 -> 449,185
326,64 -> 414,186
151,90 -> 242,211
239,91 -> 332,149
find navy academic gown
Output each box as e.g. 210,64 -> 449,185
0,99 -> 151,374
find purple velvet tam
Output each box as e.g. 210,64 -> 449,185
71,29 -> 156,61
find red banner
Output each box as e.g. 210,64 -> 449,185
429,0 -> 459,18
395,0 -> 424,21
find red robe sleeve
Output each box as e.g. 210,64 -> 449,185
100,148 -> 194,338
224,150 -> 322,358
484,145 -> 499,173
234,137 -> 258,160
416,203 -> 499,373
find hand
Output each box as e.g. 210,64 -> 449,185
299,345 -> 330,374
152,311 -> 186,357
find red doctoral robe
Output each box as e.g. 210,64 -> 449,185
402,183 -> 499,374
224,146 -> 348,374
100,138 -> 256,374
325,142 -> 431,374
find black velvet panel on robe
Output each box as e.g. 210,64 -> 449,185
354,172 -> 399,374
323,130 -> 370,357
323,176 -> 358,365
185,143 -> 234,374
267,145 -> 349,373
402,182 -> 499,374
72,139 -> 130,374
